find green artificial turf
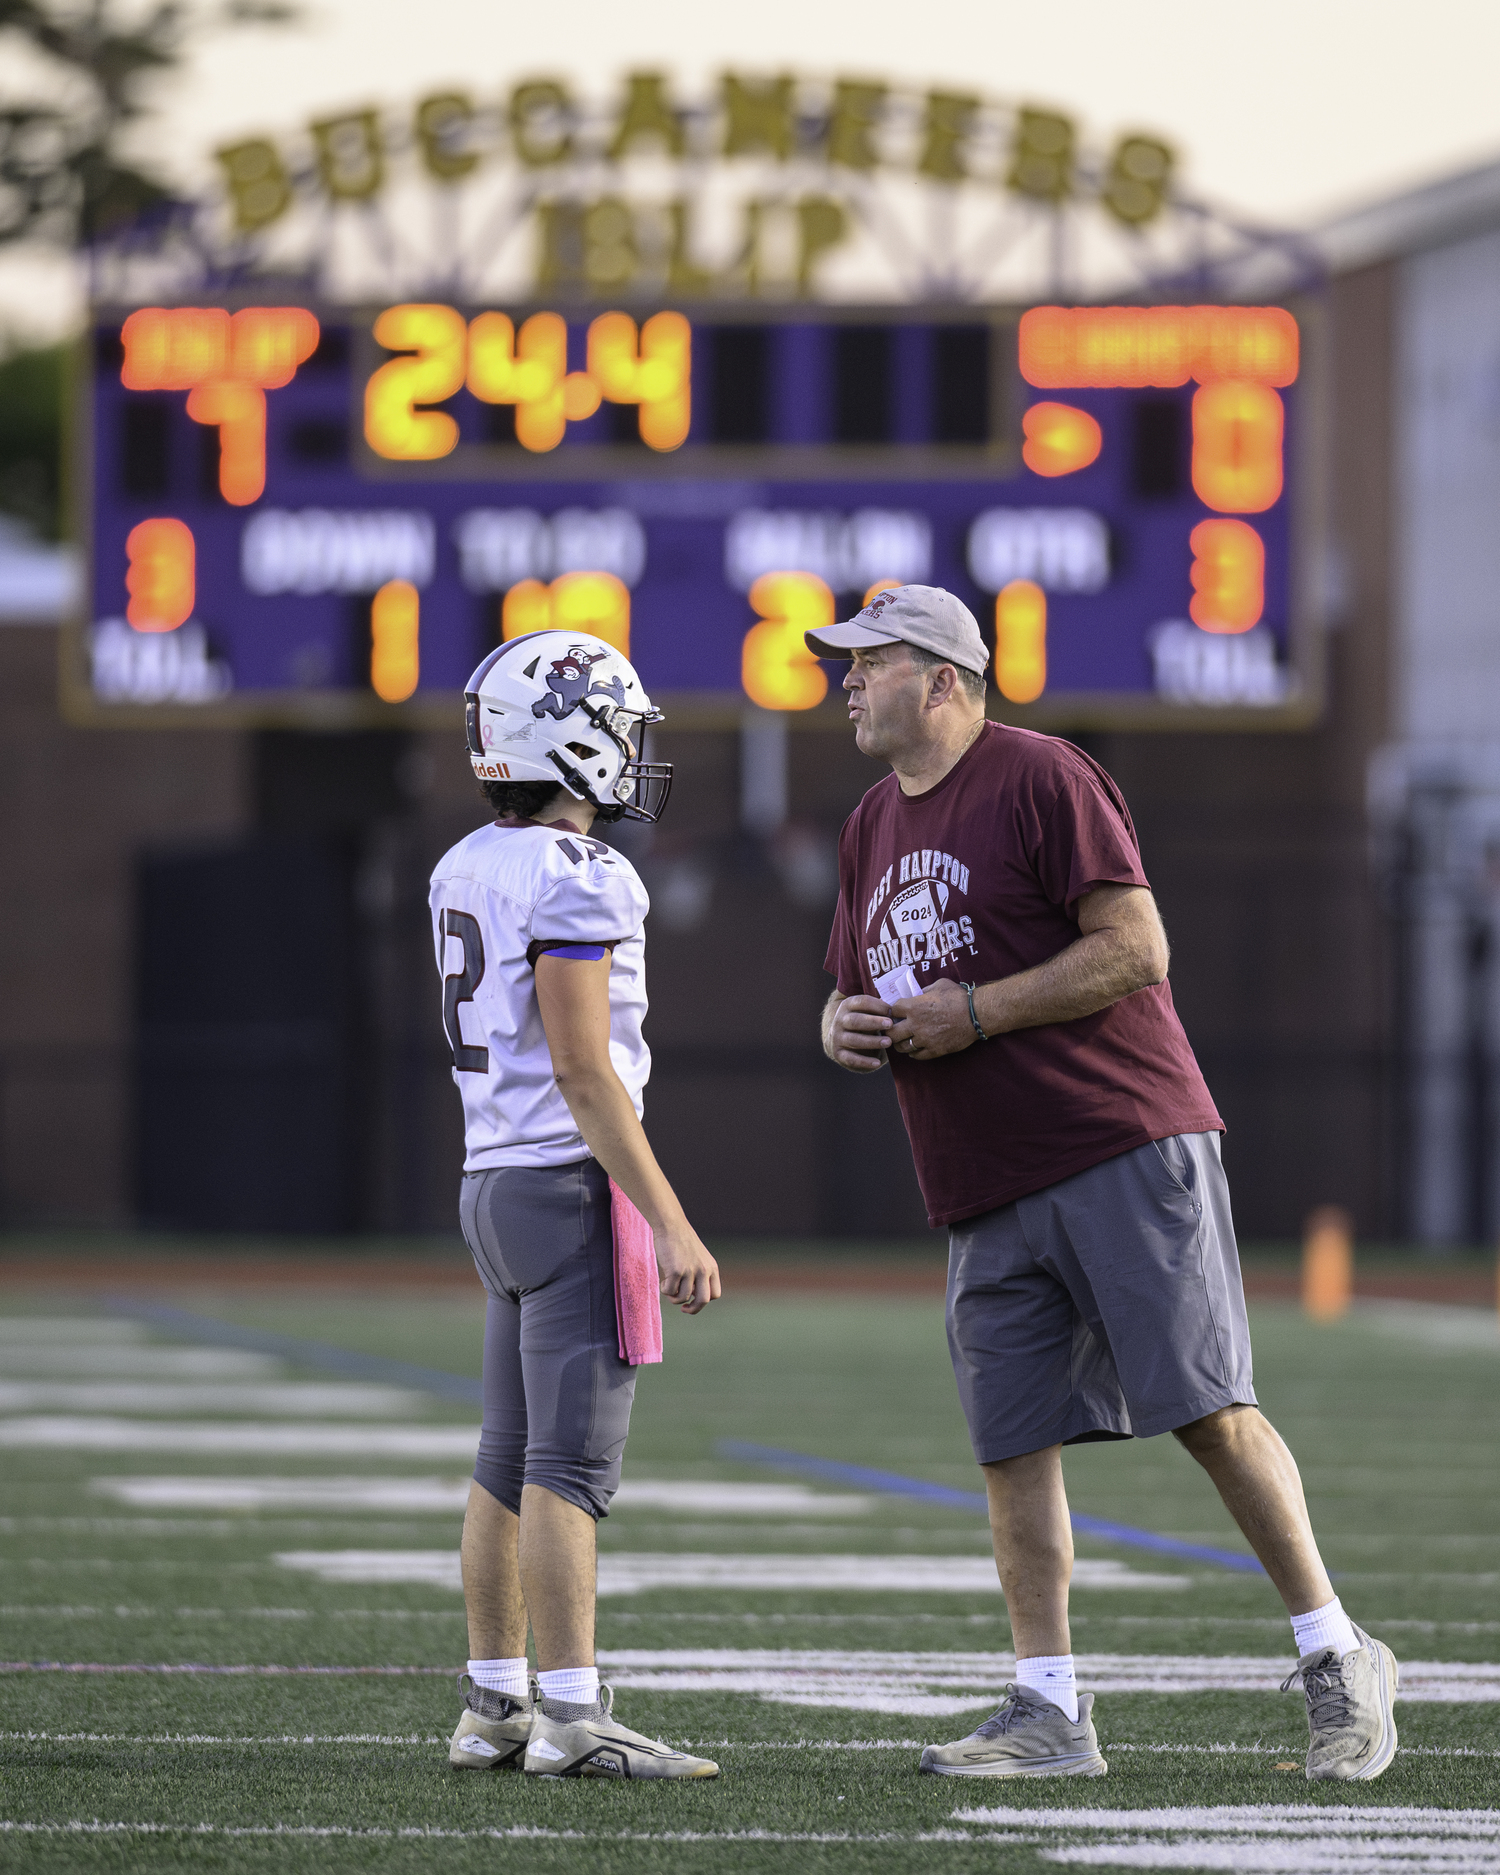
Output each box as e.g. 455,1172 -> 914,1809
1,1275 -> 1497,1871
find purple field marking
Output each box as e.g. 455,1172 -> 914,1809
717,1440 -> 1266,1575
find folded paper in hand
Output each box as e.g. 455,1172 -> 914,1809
873,964 -> 923,1004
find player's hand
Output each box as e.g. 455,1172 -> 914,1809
655,1225 -> 721,1314
824,994 -> 893,1072
887,978 -> 978,1061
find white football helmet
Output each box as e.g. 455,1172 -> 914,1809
464,630 -> 672,824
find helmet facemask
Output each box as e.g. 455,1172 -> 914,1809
548,698 -> 672,825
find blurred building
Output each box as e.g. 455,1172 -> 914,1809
9,153 -> 1500,1246
1327,161 -> 1500,1246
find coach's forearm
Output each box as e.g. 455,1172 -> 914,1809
972,928 -> 1162,1036
553,1066 -> 689,1237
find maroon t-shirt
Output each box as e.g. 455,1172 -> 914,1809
825,722 -> 1222,1226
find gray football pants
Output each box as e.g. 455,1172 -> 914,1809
459,1157 -> 637,1521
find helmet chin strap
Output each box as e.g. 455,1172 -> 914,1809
540,704 -> 671,825
546,749 -> 602,803
544,748 -> 629,822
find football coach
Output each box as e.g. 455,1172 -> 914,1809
814,585 -> 1399,1784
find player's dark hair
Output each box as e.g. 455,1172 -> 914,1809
907,642 -> 988,702
481,778 -> 564,819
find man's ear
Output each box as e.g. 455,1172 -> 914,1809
923,661 -> 958,708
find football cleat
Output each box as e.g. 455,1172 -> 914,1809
1282,1624 -> 1399,1781
523,1685 -> 719,1779
919,1685 -> 1107,1778
447,1674 -> 535,1771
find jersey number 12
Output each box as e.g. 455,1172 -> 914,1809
440,908 -> 489,1073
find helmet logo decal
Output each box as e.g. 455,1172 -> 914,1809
531,644 -> 627,721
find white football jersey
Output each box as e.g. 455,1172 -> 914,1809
429,820 -> 651,1172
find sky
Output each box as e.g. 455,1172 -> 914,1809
4,0 -> 1500,339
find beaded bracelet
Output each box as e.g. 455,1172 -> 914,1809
959,982 -> 989,1043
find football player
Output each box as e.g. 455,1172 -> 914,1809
431,630 -> 720,1780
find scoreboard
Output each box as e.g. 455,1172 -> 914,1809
72,298 -> 1312,726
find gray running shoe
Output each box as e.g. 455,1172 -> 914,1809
523,1686 -> 719,1780
447,1675 -> 534,1770
1281,1624 -> 1399,1782
919,1685 -> 1107,1778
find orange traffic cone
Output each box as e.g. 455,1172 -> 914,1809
1302,1206 -> 1354,1320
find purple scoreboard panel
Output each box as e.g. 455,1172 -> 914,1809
72,299 -> 1310,725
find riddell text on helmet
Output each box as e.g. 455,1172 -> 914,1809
474,759 -> 513,779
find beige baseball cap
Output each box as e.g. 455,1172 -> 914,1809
804,584 -> 990,676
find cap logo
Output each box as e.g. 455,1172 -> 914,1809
861,591 -> 900,622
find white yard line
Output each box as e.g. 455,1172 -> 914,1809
1041,1847 -> 1500,1870
0,1320 -> 144,1341
2,1732 -> 450,1745
1105,1743 -> 1500,1758
1333,1572 -> 1500,1585
588,1646 -> 1498,1708
5,1731 -> 1495,1760
4,1815 -> 1500,1861
23,1642 -> 1488,1709
613,1483 -> 874,1515
0,1417 -> 480,1456
0,1348 -> 278,1377
0,1663 -> 456,1675
957,1807 -> 1500,1874
1356,1301 -> 1500,1352
90,1476 -> 874,1516
273,1549 -> 1185,1596
0,1607 -> 318,1619
0,1606 -> 462,1619
0,1383 -> 427,1415
0,1824 -> 960,1843
0,1518 -> 471,1536
955,1807 -> 1500,1833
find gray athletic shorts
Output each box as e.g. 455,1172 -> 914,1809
946,1131 -> 1257,1464
459,1157 -> 637,1521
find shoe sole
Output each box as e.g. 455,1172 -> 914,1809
1308,1642 -> 1399,1783
524,1760 -> 718,1780
920,1752 -> 1108,1779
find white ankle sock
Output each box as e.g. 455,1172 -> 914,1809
1014,1653 -> 1078,1723
1291,1598 -> 1359,1661
537,1666 -> 600,1707
467,1656 -> 529,1700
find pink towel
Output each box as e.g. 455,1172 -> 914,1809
610,1179 -> 663,1366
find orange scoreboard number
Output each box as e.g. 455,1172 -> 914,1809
501,571 -> 631,655
120,306 -> 319,505
1189,520 -> 1264,633
1018,303 -> 1298,636
125,517 -> 195,631
741,573 -> 832,712
994,580 -> 1047,703
364,305 -> 691,459
370,580 -> 421,703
